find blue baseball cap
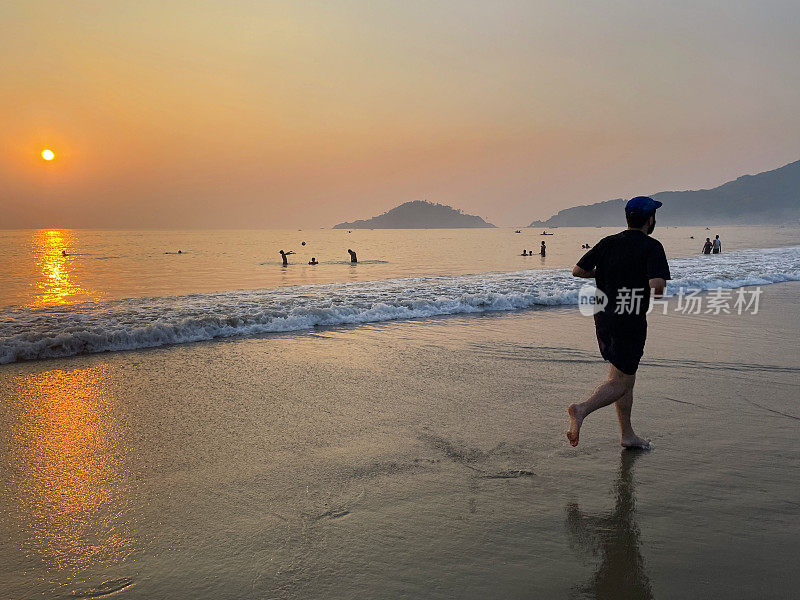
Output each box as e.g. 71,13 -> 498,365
625,196 -> 662,215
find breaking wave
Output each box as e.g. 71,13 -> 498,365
2,246 -> 799,364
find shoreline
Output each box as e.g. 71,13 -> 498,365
1,281 -> 799,598
2,275 -> 798,367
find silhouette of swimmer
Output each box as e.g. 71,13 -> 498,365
279,249 -> 295,266
702,238 -> 712,254
522,250 -> 528,256
347,249 -> 357,263
308,257 -> 319,265
178,250 -> 182,254
565,451 -> 653,599
540,241 -> 546,256
62,250 -> 67,256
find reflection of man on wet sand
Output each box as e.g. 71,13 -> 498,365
565,451 -> 653,600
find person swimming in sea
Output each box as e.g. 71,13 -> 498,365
522,250 -> 528,256
540,241 -> 546,256
308,257 -> 319,265
712,234 -> 722,254
62,250 -> 67,256
347,249 -> 357,263
702,238 -> 712,254
279,250 -> 295,266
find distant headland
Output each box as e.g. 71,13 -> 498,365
333,200 -> 495,229
529,159 -> 800,227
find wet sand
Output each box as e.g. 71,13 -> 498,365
1,283 -> 798,599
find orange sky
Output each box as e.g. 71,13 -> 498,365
2,1 -> 799,228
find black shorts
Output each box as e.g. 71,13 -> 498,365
594,314 -> 647,375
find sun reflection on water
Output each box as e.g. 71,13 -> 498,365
30,229 -> 94,307
4,364 -> 134,575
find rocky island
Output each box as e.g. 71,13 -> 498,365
333,200 -> 495,229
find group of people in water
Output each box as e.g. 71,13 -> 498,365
702,234 -> 723,254
279,249 -> 358,266
522,241 -> 548,257
520,233 -> 723,260
521,241 -> 593,257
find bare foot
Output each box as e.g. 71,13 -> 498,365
567,404 -> 583,447
621,434 -> 651,450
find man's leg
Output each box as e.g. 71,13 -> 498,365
567,364 -> 634,447
615,385 -> 650,449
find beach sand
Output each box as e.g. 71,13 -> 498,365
1,283 -> 798,599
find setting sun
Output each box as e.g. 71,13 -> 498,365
41,149 -> 54,161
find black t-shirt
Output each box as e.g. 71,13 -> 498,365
577,229 -> 671,327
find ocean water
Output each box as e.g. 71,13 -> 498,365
2,227 -> 799,599
2,227 -> 800,363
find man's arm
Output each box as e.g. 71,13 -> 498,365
574,243 -> 599,279
649,278 -> 666,297
647,241 -> 670,298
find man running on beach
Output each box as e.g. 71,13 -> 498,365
567,196 -> 670,449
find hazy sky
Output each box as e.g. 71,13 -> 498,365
2,0 -> 799,228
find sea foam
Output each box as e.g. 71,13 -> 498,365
2,246 -> 799,364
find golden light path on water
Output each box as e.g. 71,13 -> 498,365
5,364 -> 135,578
30,229 -> 95,307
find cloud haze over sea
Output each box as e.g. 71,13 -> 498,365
3,2 -> 800,228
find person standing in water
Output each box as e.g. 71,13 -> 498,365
702,238 -> 712,254
279,250 -> 295,266
567,196 -> 670,450
347,249 -> 357,263
712,235 -> 722,254
540,241 -> 546,256
308,257 -> 319,265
